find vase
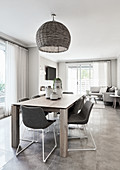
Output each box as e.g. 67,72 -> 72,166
45,86 -> 53,98
54,87 -> 62,98
50,92 -> 59,100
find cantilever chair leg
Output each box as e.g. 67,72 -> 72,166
16,129 -> 36,156
42,125 -> 57,162
68,124 -> 88,139
16,124 -> 57,163
68,124 -> 97,151
85,124 -> 97,151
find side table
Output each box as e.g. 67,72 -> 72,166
110,95 -> 120,109
86,95 -> 97,104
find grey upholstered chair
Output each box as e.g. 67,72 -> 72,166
68,96 -> 85,117
63,92 -> 74,94
68,101 -> 96,151
31,95 -> 41,99
18,97 -> 29,117
56,92 -> 74,117
16,106 -> 57,162
31,95 -> 49,116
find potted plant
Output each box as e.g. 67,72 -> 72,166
53,78 -> 62,89
53,78 -> 62,98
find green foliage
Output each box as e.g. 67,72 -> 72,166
81,70 -> 89,79
54,78 -> 62,81
53,78 -> 62,89
0,83 -> 5,92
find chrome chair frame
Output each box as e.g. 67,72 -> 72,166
16,123 -> 57,163
68,101 -> 96,151
68,124 -> 96,151
16,106 -> 57,162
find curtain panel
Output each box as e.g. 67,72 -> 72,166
107,61 -> 112,86
0,41 -> 6,118
67,61 -> 110,94
92,61 -> 110,87
5,42 -> 28,116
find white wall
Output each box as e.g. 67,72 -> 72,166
39,56 -> 58,88
0,32 -> 27,47
28,47 -> 40,97
58,62 -> 67,90
28,47 -> 58,97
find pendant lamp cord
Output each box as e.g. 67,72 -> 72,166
52,14 -> 56,21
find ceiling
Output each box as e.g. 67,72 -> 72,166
0,0 -> 120,62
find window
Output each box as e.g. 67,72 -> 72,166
79,64 -> 93,94
67,62 -> 108,94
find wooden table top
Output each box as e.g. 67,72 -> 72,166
110,94 -> 120,98
13,94 -> 82,109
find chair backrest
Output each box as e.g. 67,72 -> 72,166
31,95 -> 41,99
63,92 -> 73,94
19,98 -> 29,102
69,96 -> 85,114
79,101 -> 94,124
21,106 -> 50,129
40,86 -> 45,91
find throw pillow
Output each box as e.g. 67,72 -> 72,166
106,86 -> 112,92
100,87 -> 107,93
90,87 -> 100,93
109,86 -> 115,92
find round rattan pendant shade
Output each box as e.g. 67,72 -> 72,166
36,20 -> 71,53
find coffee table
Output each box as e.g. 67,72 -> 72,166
110,94 -> 120,109
86,95 -> 97,104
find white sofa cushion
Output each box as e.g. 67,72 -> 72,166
103,92 -> 114,102
90,87 -> 100,93
100,87 -> 107,93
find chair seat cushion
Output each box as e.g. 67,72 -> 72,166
68,113 -> 87,124
43,120 -> 56,129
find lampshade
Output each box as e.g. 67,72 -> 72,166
36,14 -> 71,53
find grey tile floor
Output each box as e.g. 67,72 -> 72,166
0,103 -> 120,170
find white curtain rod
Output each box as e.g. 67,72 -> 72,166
66,60 -> 111,64
0,37 -> 28,50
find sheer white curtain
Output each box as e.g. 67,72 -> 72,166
92,61 -> 108,86
5,42 -> 28,116
107,61 -> 112,86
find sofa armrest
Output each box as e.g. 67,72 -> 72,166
103,92 -> 114,102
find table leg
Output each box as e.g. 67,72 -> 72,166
11,105 -> 19,148
119,98 -> 120,106
113,98 -> 116,109
59,109 -> 68,157
94,97 -> 97,104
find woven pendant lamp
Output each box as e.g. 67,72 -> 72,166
36,14 -> 71,53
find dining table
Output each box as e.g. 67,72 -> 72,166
11,94 -> 82,157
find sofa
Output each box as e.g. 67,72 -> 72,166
89,86 -> 116,103
102,86 -> 117,103
89,86 -> 106,99
102,92 -> 114,103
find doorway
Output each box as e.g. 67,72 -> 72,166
68,64 -> 93,94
